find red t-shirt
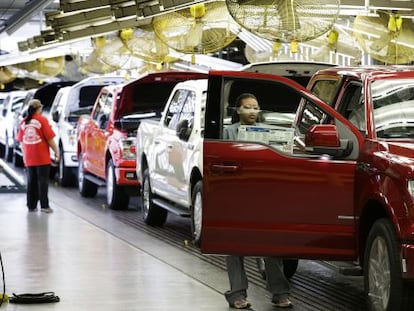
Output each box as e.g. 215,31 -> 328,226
17,114 -> 56,167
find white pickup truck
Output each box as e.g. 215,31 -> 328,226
136,77 -> 207,244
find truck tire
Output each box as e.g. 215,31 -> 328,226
107,159 -> 129,210
141,168 -> 167,226
13,144 -> 24,167
13,152 -> 24,167
364,218 -> 414,311
78,157 -> 98,197
191,180 -> 203,246
58,148 -> 76,187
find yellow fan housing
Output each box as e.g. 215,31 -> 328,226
152,1 -> 239,54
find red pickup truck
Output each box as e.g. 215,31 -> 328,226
77,71 -> 208,210
201,67 -> 414,311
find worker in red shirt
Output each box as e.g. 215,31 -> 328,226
17,99 -> 60,213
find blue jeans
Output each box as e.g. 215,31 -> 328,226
26,165 -> 50,210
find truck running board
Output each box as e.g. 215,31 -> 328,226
152,198 -> 191,217
319,260 -> 363,276
84,173 -> 106,187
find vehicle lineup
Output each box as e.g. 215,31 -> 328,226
76,71 -> 207,210
49,76 -> 126,186
3,63 -> 414,311
200,67 -> 414,311
135,63 -> 330,244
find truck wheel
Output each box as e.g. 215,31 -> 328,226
58,149 -> 76,187
107,159 -> 129,210
78,157 -> 98,197
256,258 -> 298,280
364,218 -> 414,311
141,168 -> 167,226
191,180 -> 203,246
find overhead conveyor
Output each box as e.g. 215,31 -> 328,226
0,159 -> 26,193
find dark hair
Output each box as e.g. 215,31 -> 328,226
25,99 -> 42,124
235,93 -> 258,107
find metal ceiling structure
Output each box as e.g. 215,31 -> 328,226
0,0 -> 413,69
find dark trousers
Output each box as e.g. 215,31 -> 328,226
225,256 -> 290,304
26,165 -> 50,210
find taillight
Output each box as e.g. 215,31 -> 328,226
120,138 -> 136,160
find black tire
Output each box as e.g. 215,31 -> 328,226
106,159 -> 129,210
191,180 -> 203,246
141,168 -> 167,226
364,218 -> 414,311
13,150 -> 24,168
0,143 -> 5,158
256,258 -> 298,280
58,148 -> 76,187
12,138 -> 24,167
4,133 -> 13,162
78,156 -> 98,197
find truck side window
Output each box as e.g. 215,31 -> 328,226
164,89 -> 188,129
338,83 -> 364,131
177,91 -> 195,132
93,92 -> 112,129
310,79 -> 340,106
92,93 -> 107,121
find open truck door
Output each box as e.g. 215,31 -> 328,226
201,70 -> 362,260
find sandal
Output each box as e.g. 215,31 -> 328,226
273,298 -> 293,308
229,298 -> 251,309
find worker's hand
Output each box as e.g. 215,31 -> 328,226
54,153 -> 60,163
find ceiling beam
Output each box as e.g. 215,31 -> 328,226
0,0 -> 56,35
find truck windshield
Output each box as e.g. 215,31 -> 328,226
372,78 -> 414,139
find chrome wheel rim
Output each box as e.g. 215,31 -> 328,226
59,155 -> 64,180
368,236 -> 391,311
107,166 -> 114,205
142,177 -> 150,219
193,191 -> 202,241
78,159 -> 84,190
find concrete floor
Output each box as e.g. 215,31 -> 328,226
0,192 -> 231,311
2,184 -> 315,311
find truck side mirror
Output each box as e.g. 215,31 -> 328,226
52,110 -> 60,123
176,119 -> 191,141
305,124 -> 352,158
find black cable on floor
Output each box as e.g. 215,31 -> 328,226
0,251 -> 59,305
0,251 -> 6,307
9,292 -> 60,304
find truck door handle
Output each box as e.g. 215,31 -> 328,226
210,164 -> 239,174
